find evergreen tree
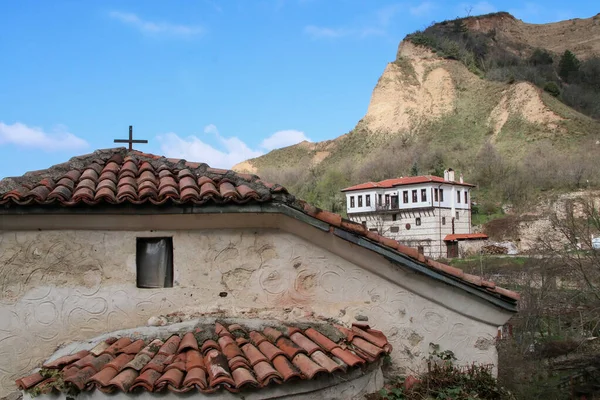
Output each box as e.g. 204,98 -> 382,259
558,50 -> 580,82
410,162 -> 419,176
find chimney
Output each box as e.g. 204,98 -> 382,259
443,169 -> 449,181
459,173 -> 464,184
447,168 -> 455,182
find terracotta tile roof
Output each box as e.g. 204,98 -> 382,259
341,175 -> 475,192
0,148 -> 519,303
444,233 -> 489,241
298,202 -> 519,301
0,148 -> 288,206
15,321 -> 391,395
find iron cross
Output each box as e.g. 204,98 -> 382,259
114,125 -> 148,150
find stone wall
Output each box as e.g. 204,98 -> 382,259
0,221 -> 509,396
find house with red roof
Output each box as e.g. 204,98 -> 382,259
342,169 -> 488,258
0,149 -> 517,399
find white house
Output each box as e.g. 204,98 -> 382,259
0,150 -> 516,399
342,169 -> 486,258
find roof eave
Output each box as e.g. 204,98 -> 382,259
0,202 -> 517,312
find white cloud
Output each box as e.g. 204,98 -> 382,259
157,125 -> 310,169
410,1 -> 436,16
109,11 -> 204,36
304,25 -> 349,39
0,122 -> 88,151
260,130 -> 310,150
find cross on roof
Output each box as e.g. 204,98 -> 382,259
114,125 -> 148,150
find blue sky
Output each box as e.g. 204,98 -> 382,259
0,1 -> 596,176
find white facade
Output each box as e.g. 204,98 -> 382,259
344,173 -> 474,259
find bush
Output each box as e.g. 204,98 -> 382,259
529,48 -> 554,66
544,81 -> 560,96
372,344 -> 514,400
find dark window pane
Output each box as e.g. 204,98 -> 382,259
136,237 -> 173,288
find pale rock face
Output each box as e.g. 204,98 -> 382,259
0,225 -> 511,396
362,42 -> 456,135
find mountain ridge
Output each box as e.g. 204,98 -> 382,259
233,12 -> 600,221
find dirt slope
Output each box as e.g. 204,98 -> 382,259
464,12 -> 600,59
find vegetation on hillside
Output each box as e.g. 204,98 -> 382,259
406,13 -> 600,119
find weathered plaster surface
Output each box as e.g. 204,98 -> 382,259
0,225 -> 508,396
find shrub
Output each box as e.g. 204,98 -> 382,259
529,48 -> 554,66
558,50 -> 581,82
544,81 -> 560,96
373,344 -> 515,400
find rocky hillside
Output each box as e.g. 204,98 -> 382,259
234,12 -> 600,228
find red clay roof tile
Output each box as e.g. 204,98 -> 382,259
178,332 -> 199,353
182,367 -> 208,390
122,339 -> 146,355
106,353 -> 135,372
304,328 -> 339,352
15,373 -> 44,390
158,335 -> 181,356
342,175 -> 476,191
131,369 -> 161,392
65,366 -> 97,390
241,343 -> 269,366
88,367 -> 119,389
289,332 -> 321,355
291,353 -> 327,379
272,355 -> 302,381
330,347 -> 365,367
311,350 -> 345,373
231,367 -> 260,389
252,360 -> 282,385
257,340 -> 285,361
18,321 -> 391,395
200,339 -> 220,355
141,353 -> 169,374
107,368 -> 138,392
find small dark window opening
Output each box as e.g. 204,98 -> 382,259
392,214 -> 397,221
385,194 -> 390,206
442,216 -> 446,225
457,190 -> 461,203
412,190 -> 418,203
440,189 -> 444,202
464,191 -> 468,204
421,189 -> 427,202
403,191 -> 408,203
369,228 -> 379,232
390,226 -> 400,233
366,195 -> 371,207
350,196 -> 355,207
378,194 -> 382,205
358,195 -> 363,207
416,217 -> 421,226
456,211 -> 460,220
137,237 -> 173,288
434,188 -> 439,202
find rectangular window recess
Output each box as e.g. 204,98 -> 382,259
136,237 -> 174,288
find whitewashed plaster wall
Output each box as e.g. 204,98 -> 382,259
348,208 -> 471,258
0,227 -> 507,396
